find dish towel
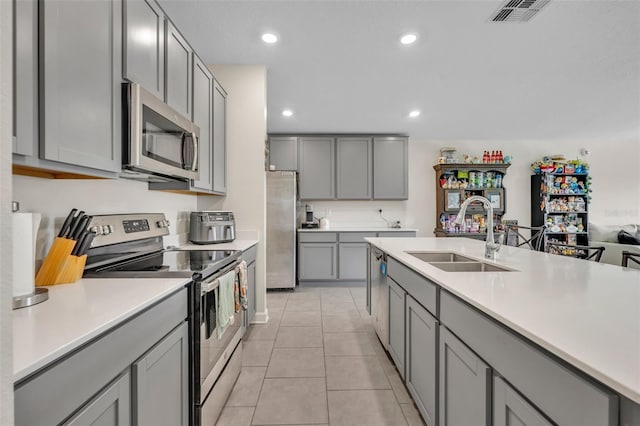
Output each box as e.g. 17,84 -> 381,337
216,270 -> 236,339
238,260 -> 248,311
234,273 -> 241,313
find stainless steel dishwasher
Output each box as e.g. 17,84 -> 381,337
369,247 -> 388,350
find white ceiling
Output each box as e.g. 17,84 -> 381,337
160,0 -> 640,141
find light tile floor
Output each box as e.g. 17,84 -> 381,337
216,286 -> 426,426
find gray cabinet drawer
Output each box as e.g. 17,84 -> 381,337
298,232 -> 337,243
377,231 -> 416,238
15,287 -> 188,426
440,291 -> 618,426
338,232 -> 377,242
386,257 -> 438,316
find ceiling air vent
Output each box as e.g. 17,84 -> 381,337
490,0 -> 551,22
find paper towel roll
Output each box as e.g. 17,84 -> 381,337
13,212 -> 41,297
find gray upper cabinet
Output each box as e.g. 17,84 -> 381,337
336,137 -> 372,199
124,0 -> 165,99
212,80 -> 227,194
405,295 -> 438,426
299,137 -> 335,200
269,137 -> 298,171
41,0 -> 122,173
63,371 -> 131,426
165,21 -> 192,119
14,0 -> 37,157
494,375 -> 553,426
387,278 -> 406,378
373,137 -> 408,200
192,55 -> 214,191
439,325 -> 491,426
133,322 -> 189,426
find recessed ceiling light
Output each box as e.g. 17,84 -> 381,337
409,110 -> 421,118
400,34 -> 417,45
282,109 -> 293,117
261,33 -> 278,44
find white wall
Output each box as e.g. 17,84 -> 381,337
0,0 -> 13,421
197,65 -> 268,322
13,176 -> 198,262
309,139 -> 640,237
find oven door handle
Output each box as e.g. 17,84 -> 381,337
200,260 -> 241,296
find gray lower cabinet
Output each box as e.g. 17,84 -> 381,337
373,137 -> 408,200
336,137 -> 372,199
41,0 -> 122,173
244,243 -> 258,323
14,288 -> 188,426
338,242 -> 368,280
192,55 -> 214,191
387,278 -> 406,378
13,0 -> 37,157
269,137 -> 298,171
298,242 -> 337,280
299,137 -> 335,200
247,260 -> 257,323
212,80 -> 227,194
439,325 -> 491,426
124,0 -> 165,99
133,322 -> 189,426
405,295 -> 438,425
63,371 -> 131,426
165,21 -> 192,119
494,376 -> 553,426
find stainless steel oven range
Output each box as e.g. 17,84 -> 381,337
83,213 -> 246,426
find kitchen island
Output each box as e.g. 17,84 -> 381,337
366,237 -> 640,426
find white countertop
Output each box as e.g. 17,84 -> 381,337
13,277 -> 190,383
366,237 -> 640,403
298,228 -> 418,233
174,238 -> 258,251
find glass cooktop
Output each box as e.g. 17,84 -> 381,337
85,249 -> 240,279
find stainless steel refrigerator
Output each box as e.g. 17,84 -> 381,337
266,171 -> 297,289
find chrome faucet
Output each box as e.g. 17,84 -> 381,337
454,195 -> 501,260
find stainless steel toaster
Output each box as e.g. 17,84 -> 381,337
189,211 -> 236,244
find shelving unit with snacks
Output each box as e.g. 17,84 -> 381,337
433,163 -> 511,239
531,170 -> 591,255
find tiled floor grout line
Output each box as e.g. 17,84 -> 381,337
320,291 -> 330,425
247,291 -> 288,426
226,288 -> 422,426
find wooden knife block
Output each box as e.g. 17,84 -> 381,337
35,238 -> 86,286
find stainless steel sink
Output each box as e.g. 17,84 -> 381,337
407,252 -> 476,263
428,262 -> 513,272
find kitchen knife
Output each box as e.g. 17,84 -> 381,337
71,215 -> 91,241
73,231 -> 96,256
57,208 -> 78,238
66,210 -> 85,238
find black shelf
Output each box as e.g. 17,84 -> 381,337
534,172 -> 588,176
543,192 -> 587,196
546,210 -> 588,214
531,173 -> 590,252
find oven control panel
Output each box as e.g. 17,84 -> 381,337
88,213 -> 170,248
123,219 -> 150,233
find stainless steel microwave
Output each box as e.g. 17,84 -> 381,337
122,83 -> 199,181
